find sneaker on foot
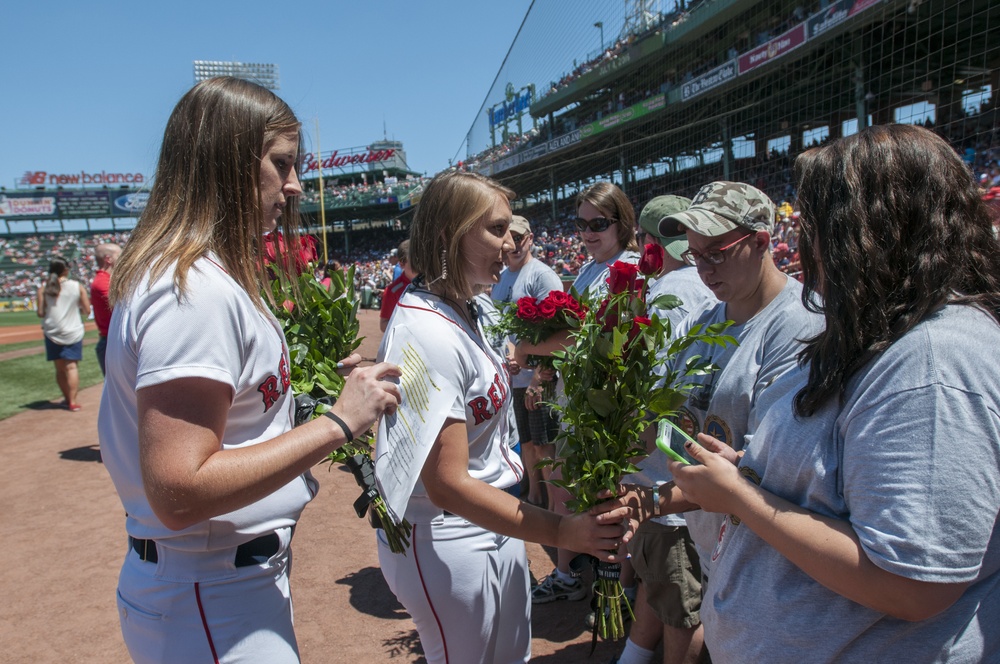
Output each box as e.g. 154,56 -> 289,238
68,403 -> 82,412
531,569 -> 587,604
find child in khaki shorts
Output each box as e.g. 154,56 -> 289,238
615,518 -> 707,664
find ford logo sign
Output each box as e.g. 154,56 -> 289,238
114,192 -> 149,213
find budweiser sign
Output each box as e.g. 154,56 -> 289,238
300,148 -> 396,175
17,170 -> 146,187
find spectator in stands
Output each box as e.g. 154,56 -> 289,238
37,256 -> 90,411
379,239 -> 415,332
90,243 -> 121,375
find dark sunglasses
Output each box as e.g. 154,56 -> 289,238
510,232 -> 527,245
573,217 -> 616,233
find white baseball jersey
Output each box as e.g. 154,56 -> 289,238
376,287 -> 523,524
100,254 -> 315,550
377,286 -> 530,663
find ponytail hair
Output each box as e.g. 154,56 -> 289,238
44,257 -> 68,299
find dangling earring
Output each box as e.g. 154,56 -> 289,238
439,247 -> 449,281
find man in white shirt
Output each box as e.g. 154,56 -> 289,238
492,215 -> 564,507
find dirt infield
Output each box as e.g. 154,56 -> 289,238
0,308 -> 621,663
0,320 -> 98,346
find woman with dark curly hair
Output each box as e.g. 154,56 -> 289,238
656,124 -> 1000,662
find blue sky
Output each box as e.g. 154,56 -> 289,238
0,0 -> 534,188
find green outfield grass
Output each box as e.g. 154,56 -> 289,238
0,311 -> 42,327
0,330 -> 104,420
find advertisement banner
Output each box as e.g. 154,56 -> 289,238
484,129 -> 582,176
682,60 -> 738,101
112,192 -> 149,215
806,0 -> 853,38
0,193 -> 56,217
300,147 -> 400,177
580,95 -> 666,139
738,24 -> 807,74
16,170 -> 144,187
56,190 -> 111,217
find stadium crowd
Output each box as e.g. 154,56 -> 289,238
469,0 -> 826,173
6,148 -> 1000,307
298,176 -> 427,207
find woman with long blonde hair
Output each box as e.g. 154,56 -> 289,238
99,77 -> 401,664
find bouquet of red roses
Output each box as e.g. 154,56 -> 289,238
550,243 -> 736,640
492,289 -> 588,399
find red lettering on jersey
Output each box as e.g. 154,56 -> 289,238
488,383 -> 503,412
258,376 -> 282,411
468,396 -> 492,425
279,353 -> 290,391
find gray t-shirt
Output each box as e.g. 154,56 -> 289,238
702,304 -> 1000,663
667,276 -> 824,571
572,249 -> 641,300
493,258 -> 564,389
630,265 -> 718,526
647,265 -> 717,334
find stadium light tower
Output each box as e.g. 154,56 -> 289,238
594,21 -> 605,51
193,61 -> 280,90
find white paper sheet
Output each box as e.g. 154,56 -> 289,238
374,325 -> 459,523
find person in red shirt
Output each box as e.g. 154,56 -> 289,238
90,243 -> 121,375
379,240 -> 416,332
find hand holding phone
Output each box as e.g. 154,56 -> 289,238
655,419 -> 699,465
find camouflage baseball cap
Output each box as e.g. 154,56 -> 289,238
658,181 -> 776,238
638,195 -> 692,261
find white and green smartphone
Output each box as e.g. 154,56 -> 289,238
655,419 -> 698,465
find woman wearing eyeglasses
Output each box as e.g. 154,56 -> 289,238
647,181 -> 824,588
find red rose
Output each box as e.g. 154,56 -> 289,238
544,290 -> 571,307
538,300 -> 558,319
566,295 -> 588,318
638,243 -> 664,276
296,235 -> 318,271
607,261 -> 640,294
517,297 -> 541,322
626,315 -> 652,347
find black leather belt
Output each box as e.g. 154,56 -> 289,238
129,533 -> 280,567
